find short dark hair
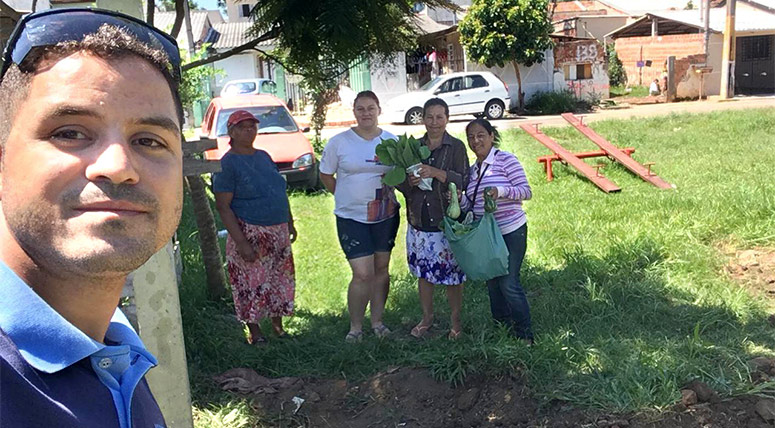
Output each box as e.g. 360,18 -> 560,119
353,90 -> 380,107
423,98 -> 449,118
0,24 -> 183,148
466,118 -> 501,146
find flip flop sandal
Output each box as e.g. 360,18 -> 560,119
345,331 -> 363,343
372,324 -> 391,338
410,323 -> 431,339
448,329 -> 463,340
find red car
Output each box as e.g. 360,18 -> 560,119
200,95 -> 318,188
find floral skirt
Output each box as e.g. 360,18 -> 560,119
406,225 -> 466,286
226,220 -> 295,322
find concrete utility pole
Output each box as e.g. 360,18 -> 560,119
719,0 -> 736,99
703,0 -> 711,59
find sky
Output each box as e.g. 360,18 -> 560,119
197,0 -> 220,11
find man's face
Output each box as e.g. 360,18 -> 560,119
0,52 -> 183,276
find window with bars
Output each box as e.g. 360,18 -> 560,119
742,36 -> 772,61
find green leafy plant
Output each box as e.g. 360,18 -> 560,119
459,0 -> 555,112
375,134 -> 431,186
606,43 -> 627,88
525,90 -> 589,115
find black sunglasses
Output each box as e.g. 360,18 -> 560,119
0,8 -> 182,84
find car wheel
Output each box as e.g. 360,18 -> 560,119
405,107 -> 423,125
485,100 -> 505,120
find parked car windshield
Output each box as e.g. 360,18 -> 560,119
419,76 -> 443,91
215,106 -> 299,136
222,82 -> 256,95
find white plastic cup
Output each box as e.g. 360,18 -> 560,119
406,163 -> 433,191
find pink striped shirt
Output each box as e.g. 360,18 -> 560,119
460,147 -> 531,235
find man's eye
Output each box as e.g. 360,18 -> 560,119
52,129 -> 89,140
135,137 -> 165,148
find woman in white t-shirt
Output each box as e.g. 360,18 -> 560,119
319,91 -> 400,343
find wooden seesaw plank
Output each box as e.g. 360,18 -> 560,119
520,124 -> 621,193
561,113 -> 674,190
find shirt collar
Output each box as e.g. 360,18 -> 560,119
482,146 -> 498,165
421,132 -> 453,147
0,261 -> 152,373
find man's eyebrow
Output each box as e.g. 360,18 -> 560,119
133,117 -> 181,138
50,105 -> 102,119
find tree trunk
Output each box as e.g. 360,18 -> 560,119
184,175 -> 227,299
512,60 -> 525,113
170,0 -> 185,38
145,0 -> 155,26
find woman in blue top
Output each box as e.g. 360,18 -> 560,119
213,110 -> 297,345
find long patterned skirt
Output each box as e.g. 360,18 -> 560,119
406,225 -> 466,286
225,220 -> 295,323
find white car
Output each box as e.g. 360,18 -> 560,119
384,72 -> 511,125
219,78 -> 277,97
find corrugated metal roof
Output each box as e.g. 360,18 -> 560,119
154,11 -> 208,41
412,13 -> 453,36
654,7 -> 775,32
749,0 -> 775,10
211,21 -> 274,50
608,5 -> 775,38
601,0 -> 697,15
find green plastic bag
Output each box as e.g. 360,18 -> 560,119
442,212 -> 509,281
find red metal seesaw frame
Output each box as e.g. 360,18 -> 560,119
520,123 -> 622,193
537,147 -> 636,181
561,113 -> 674,190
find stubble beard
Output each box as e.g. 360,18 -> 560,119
3,185 -> 181,278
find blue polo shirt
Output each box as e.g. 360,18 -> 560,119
212,150 -> 290,226
0,261 -> 166,428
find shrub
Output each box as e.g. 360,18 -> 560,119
525,90 -> 590,115
606,44 -> 627,87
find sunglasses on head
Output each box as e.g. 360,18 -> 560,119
0,8 -> 182,84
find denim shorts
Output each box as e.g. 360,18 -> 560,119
335,215 -> 400,260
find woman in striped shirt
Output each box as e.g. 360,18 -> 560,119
460,119 -> 534,344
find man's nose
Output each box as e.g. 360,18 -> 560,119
84,140 -> 140,185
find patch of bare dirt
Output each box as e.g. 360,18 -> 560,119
214,366 -> 775,427
725,247 -> 775,309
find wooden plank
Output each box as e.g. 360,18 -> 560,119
521,124 -> 621,193
561,113 -> 674,190
537,147 -> 636,163
182,137 -> 217,155
183,159 -> 221,176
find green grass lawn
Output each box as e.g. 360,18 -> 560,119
179,108 -> 775,425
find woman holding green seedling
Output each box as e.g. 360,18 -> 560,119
319,91 -> 400,343
395,98 -> 470,340
460,118 -> 534,344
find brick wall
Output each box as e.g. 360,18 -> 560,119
614,34 -> 705,86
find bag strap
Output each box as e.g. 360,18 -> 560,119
466,149 -> 499,211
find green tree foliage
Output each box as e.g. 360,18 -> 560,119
182,0 -> 455,138
459,0 -> 554,112
178,45 -> 222,108
606,43 -> 627,87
